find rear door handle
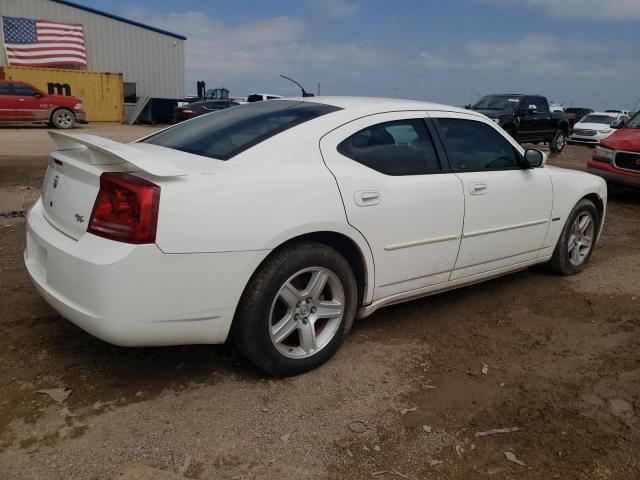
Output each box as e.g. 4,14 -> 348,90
354,190 -> 380,206
469,182 -> 487,195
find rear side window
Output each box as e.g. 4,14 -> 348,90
0,83 -> 12,95
144,100 -> 341,160
337,119 -> 441,176
436,118 -> 521,171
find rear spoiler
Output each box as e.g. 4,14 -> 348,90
48,131 -> 186,177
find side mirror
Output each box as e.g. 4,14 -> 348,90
523,149 -> 545,168
527,104 -> 537,113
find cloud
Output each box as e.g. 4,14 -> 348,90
309,0 -> 359,17
122,7 -> 639,110
492,0 -> 640,20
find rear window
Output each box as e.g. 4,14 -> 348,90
143,100 -> 341,160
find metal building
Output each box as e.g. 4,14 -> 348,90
0,0 -> 186,121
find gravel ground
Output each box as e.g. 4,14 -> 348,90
0,126 -> 639,479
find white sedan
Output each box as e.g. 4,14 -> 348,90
569,112 -> 628,145
25,97 -> 607,376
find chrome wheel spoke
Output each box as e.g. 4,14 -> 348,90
279,282 -> 301,309
315,300 -> 342,319
298,322 -> 317,354
578,215 -> 591,234
571,244 -> 581,263
271,312 -> 297,344
302,270 -> 329,300
581,236 -> 592,248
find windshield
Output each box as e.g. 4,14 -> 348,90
143,100 -> 341,160
626,112 -> 640,128
472,95 -> 520,110
580,114 -> 617,125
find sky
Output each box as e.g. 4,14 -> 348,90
79,0 -> 640,111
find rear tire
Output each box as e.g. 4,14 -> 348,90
550,129 -> 567,153
51,109 -> 75,129
232,241 -> 357,377
548,199 -> 598,275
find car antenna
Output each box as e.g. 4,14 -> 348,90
280,74 -> 315,97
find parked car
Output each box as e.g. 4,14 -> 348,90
565,107 -> 594,122
247,93 -> 283,102
0,80 -> 85,129
26,97 -> 607,376
469,94 -> 572,152
568,112 -> 629,145
588,110 -> 640,188
173,99 -> 240,122
605,109 -> 632,117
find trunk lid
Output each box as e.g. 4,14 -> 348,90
41,131 -> 188,240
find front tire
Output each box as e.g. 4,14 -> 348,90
550,129 -> 567,153
232,241 -> 357,377
548,199 -> 598,275
51,109 -> 75,129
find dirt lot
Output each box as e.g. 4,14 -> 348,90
0,125 -> 639,480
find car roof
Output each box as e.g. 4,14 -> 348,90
589,111 -> 621,116
281,96 -> 471,115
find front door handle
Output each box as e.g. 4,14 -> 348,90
354,190 -> 380,206
469,182 -> 487,195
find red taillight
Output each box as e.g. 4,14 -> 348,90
88,173 -> 160,244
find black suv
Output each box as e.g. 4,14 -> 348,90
469,94 -> 572,153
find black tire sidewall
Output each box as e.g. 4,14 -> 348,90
552,200 -> 598,275
234,243 -> 357,376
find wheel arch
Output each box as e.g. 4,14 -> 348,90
557,120 -> 570,135
583,192 -> 606,242
238,229 -> 374,318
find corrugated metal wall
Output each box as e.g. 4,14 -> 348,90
0,0 -> 185,100
1,66 -> 124,121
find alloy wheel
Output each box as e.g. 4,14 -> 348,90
567,211 -> 595,266
269,267 -> 345,359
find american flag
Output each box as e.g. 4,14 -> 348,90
2,16 -> 86,67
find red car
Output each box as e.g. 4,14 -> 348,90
0,80 -> 86,129
588,112 -> 640,188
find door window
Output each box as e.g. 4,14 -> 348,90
337,119 -> 441,175
0,83 -> 12,95
436,118 -> 521,171
13,84 -> 38,96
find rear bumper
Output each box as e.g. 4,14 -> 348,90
25,199 -> 268,346
587,160 -> 640,188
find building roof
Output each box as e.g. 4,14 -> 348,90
51,0 -> 187,40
